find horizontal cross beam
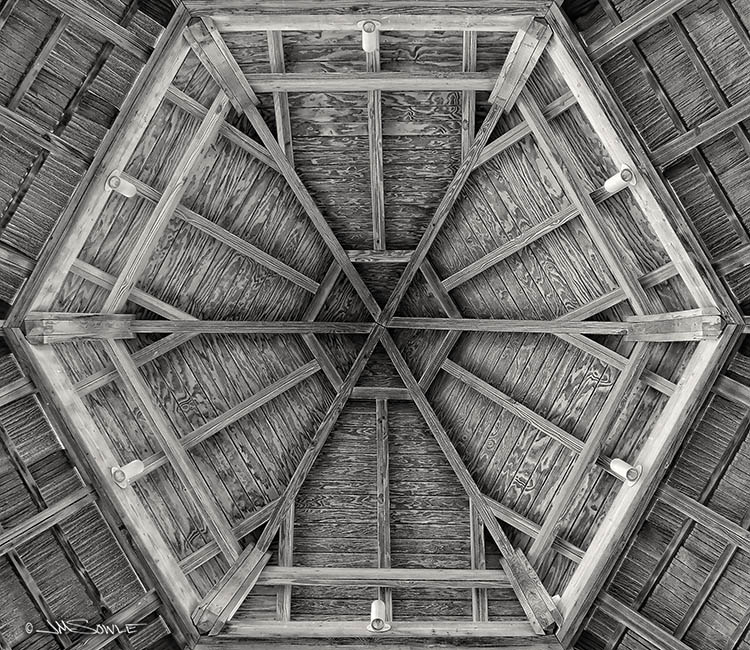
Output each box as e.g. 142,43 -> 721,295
243,72 -> 501,92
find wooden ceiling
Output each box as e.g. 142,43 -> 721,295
0,1 -> 748,650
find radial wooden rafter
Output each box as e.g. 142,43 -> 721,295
8,3 -> 742,649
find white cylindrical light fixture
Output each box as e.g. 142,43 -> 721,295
367,599 -> 390,632
604,164 -> 637,194
106,170 -> 138,198
358,20 -> 380,53
610,458 -> 642,485
111,459 -> 145,488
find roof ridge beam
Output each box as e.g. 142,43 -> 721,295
184,18 -> 381,321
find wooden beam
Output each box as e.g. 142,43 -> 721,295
489,20 -> 551,109
651,94 -> 750,167
380,21 -> 555,324
184,18 -> 380,320
527,343 -> 650,564
102,339 -> 241,563
221,620 -> 546,640
139,361 -> 322,476
516,89 -> 653,314
211,14 -> 538,32
256,566 -> 510,589
117,172 -> 318,293
41,0 -> 152,60
351,386 -> 412,400
184,0 -> 550,14
470,499 -> 489,622
367,32 -> 385,251
376,399 -> 392,620
276,503 -> 293,622
10,9 -> 191,323
242,71 -> 502,93
0,376 -> 36,407
192,327 -> 382,634
347,250 -> 412,263
24,315 -> 374,342
389,317 -> 630,335
461,30 -> 478,160
586,0 -> 694,62
557,328 -> 740,646
443,358 -> 615,475
3,332 -> 199,639
625,308 -> 724,341
597,592 -> 691,650
101,91 -> 230,313
0,0 -> 19,32
267,31 -> 294,164
546,6 -> 736,315
380,331 -> 560,634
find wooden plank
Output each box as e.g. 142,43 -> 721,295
212,14 -> 538,32
222,620 -> 544,639
41,0 -> 152,60
185,18 -> 380,320
444,359 -> 615,474
347,250 -> 412,263
489,20 -> 551,109
0,0 -> 20,32
139,361 -> 322,475
713,375 -> 750,409
651,94 -> 750,167
184,0 -> 550,14
461,30 -> 477,160
0,376 -> 36,407
470,499 -> 489,621
256,566 -> 511,588
117,172 -> 319,293
380,331 -> 560,634
24,315 -> 373,340
376,399 -> 392,619
587,0 -> 694,62
276,503 -> 293,622
625,308 -> 724,342
557,328 -> 740,646
516,89 -> 653,314
102,339 -> 241,563
165,85 -> 278,170
380,22 -> 555,324
267,31 -> 294,164
243,71 -> 500,92
0,487 -> 94,556
351,387 -> 412,400
389,317 -> 630,335
11,9 -> 191,323
546,6 -> 735,315
527,343 -> 650,564
101,91 -> 231,313
192,327 -> 382,634
597,592 -> 691,650
367,33 -> 385,251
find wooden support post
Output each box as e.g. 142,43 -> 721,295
101,91 -> 230,313
527,343 -> 651,565
276,503 -> 293,622
102,339 -> 242,563
267,31 -> 294,164
184,18 -> 381,321
461,31 -> 477,160
192,327 -> 382,635
380,331 -> 560,634
376,398 -> 392,620
5,332 -> 199,640
367,31 -> 385,251
557,327 -> 740,646
470,499 -> 489,622
9,8 -> 191,325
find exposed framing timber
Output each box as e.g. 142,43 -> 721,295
527,343 -> 651,564
266,31 -> 294,164
470,499 -> 489,622
380,20 -> 553,323
556,327 -> 740,646
276,503 -> 293,622
461,30 -> 478,160
184,18 -> 380,321
192,327 -> 382,634
376,398 -> 392,620
380,331 -> 560,634
546,5 -> 738,317
367,31 -> 385,251
101,91 -> 230,313
102,339 -> 242,563
9,8 -> 191,325
5,331 -> 199,639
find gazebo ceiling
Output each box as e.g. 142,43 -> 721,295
0,1 -> 747,650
